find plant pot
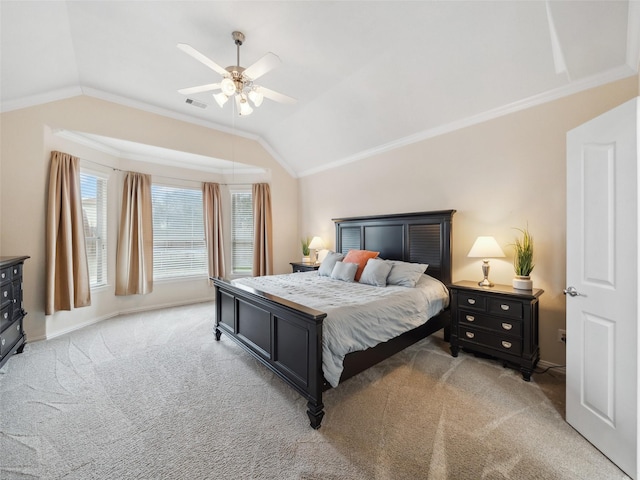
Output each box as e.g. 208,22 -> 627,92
513,275 -> 533,290
302,256 -> 311,264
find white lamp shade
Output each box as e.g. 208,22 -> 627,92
308,236 -> 324,250
220,77 -> 236,96
213,92 -> 229,108
249,89 -> 264,107
467,236 -> 505,258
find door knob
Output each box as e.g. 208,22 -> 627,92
563,286 -> 582,297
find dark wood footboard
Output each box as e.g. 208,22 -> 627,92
213,277 -> 328,428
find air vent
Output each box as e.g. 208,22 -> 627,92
185,98 -> 207,109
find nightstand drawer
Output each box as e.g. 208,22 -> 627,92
488,298 -> 523,319
459,327 -> 522,356
458,312 -> 522,336
457,291 -> 487,311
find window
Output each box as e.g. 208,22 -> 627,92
80,171 -> 108,288
151,184 -> 207,279
231,190 -> 253,275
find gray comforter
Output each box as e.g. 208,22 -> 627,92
233,271 -> 449,387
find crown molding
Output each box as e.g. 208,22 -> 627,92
0,86 -> 83,112
298,65 -> 637,178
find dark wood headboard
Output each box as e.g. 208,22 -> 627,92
333,210 -> 455,286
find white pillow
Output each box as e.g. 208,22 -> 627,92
359,258 -> 393,287
318,251 -> 345,276
330,261 -> 358,282
386,260 -> 428,287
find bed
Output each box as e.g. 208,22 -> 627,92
213,210 -> 455,429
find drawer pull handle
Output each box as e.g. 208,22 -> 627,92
3,312 -> 7,319
465,332 -> 475,339
501,304 -> 510,311
1,273 -> 5,279
467,298 -> 476,305
16,324 -> 19,331
13,269 -> 17,274
3,291 -> 7,298
501,341 -> 512,349
465,315 -> 475,322
1,338 -> 4,346
502,323 -> 512,330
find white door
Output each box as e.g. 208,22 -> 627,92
566,97 -> 638,479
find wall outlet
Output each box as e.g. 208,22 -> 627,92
558,329 -> 566,344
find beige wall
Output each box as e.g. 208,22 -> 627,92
298,76 -> 639,366
0,96 -> 298,341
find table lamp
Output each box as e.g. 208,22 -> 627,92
308,236 -> 324,264
467,236 -> 505,287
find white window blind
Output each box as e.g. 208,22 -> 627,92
231,191 -> 253,274
80,171 -> 108,288
152,184 -> 207,279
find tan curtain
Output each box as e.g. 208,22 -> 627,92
45,151 -> 92,315
252,183 -> 273,276
203,182 -> 225,280
115,172 -> 153,295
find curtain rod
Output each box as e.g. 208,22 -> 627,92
79,157 -> 255,186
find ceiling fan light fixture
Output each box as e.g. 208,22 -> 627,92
238,94 -> 253,116
221,77 -> 236,96
213,92 -> 229,108
248,89 -> 264,107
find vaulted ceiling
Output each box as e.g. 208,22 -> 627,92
2,1 -> 638,177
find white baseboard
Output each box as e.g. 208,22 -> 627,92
40,298 -> 215,342
537,360 -> 566,375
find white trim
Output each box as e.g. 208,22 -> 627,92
537,359 -> 566,375
41,298 -> 214,341
0,86 -> 83,112
297,65 -> 636,177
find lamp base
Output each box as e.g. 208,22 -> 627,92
478,260 -> 493,287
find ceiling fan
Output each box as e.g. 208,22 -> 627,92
177,31 -> 296,116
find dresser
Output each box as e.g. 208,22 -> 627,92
0,256 -> 29,369
290,262 -> 320,273
449,281 -> 543,381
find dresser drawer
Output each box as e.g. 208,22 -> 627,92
0,266 -> 11,285
0,282 -> 12,307
459,327 -> 522,356
457,291 -> 487,311
488,298 -> 523,319
458,311 -> 522,337
0,304 -> 12,332
0,319 -> 22,357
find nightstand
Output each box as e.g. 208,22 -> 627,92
290,262 -> 320,273
449,281 -> 543,381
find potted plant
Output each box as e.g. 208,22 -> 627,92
512,226 -> 534,290
301,237 -> 311,263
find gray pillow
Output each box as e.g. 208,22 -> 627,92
386,260 -> 429,287
330,261 -> 358,282
318,251 -> 345,276
359,258 -> 393,287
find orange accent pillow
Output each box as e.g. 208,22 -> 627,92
342,249 -> 380,281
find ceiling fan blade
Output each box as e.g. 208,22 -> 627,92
243,52 -> 281,80
258,86 -> 297,104
178,83 -> 221,95
177,43 -> 228,77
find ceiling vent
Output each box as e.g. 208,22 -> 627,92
185,98 -> 207,109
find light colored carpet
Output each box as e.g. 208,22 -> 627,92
0,302 -> 629,479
